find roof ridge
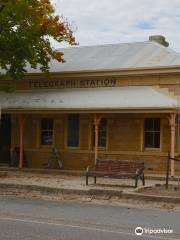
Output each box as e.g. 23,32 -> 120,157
58,40 -> 180,56
57,41 -> 149,51
147,40 -> 179,55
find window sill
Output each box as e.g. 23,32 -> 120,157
40,145 -> 54,148
65,146 -> 80,150
144,148 -> 161,152
92,147 -> 107,150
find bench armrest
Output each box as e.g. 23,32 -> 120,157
136,168 -> 144,175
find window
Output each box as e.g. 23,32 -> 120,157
41,119 -> 54,145
144,118 -> 160,148
67,114 -> 79,147
93,118 -> 107,147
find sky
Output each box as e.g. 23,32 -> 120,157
51,0 -> 180,52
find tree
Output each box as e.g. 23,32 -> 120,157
0,0 -> 76,80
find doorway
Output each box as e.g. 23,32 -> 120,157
0,114 -> 11,164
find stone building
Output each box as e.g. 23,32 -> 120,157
0,35 -> 180,175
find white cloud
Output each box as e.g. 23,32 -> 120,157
51,0 -> 180,52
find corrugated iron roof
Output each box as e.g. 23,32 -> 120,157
27,40 -> 180,74
0,86 -> 177,111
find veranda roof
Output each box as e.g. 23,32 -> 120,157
0,86 -> 178,112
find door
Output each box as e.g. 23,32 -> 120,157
0,114 -> 11,164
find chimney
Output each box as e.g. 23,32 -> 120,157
149,35 -> 169,47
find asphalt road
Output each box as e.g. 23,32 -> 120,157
0,196 -> 179,240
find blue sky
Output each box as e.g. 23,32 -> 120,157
52,0 -> 180,52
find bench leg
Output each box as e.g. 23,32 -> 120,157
94,176 -> 96,184
86,174 -> 89,186
139,173 -> 145,186
135,177 -> 138,188
142,174 -> 145,186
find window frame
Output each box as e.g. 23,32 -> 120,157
144,118 -> 161,150
40,118 -> 54,147
66,114 -> 80,148
92,118 -> 108,149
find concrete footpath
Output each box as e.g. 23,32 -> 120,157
0,170 -> 180,208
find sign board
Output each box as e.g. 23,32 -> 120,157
29,78 -> 117,90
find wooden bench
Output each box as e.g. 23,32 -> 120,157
86,159 -> 145,188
